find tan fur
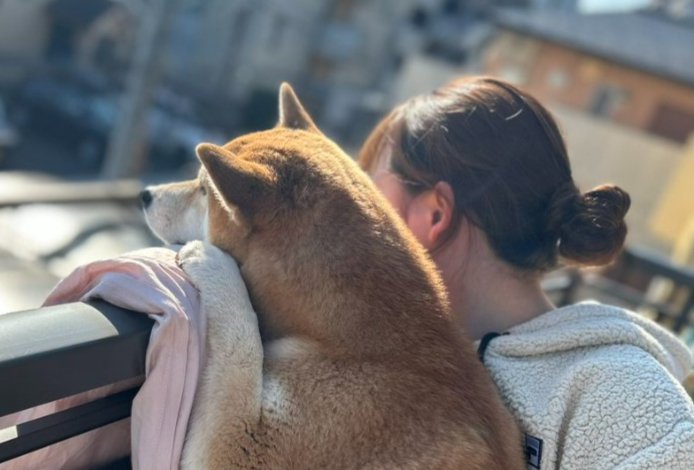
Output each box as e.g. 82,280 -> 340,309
144,83 -> 524,469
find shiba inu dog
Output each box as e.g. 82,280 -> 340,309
142,84 -> 524,469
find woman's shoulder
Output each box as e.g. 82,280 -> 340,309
482,300 -> 693,416
484,311 -> 693,414
547,341 -> 694,469
481,302 -> 694,469
563,342 -> 693,410
558,349 -> 694,469
485,301 -> 693,382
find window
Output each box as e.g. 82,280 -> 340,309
589,84 -> 630,117
649,103 -> 694,143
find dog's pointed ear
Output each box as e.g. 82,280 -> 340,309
196,143 -> 274,216
278,82 -> 319,133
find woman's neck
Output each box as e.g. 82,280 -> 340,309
433,231 -> 555,341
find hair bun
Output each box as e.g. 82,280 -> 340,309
546,182 -> 581,236
557,184 -> 631,266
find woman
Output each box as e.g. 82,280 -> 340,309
358,76 -> 694,469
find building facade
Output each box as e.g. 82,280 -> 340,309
484,8 -> 694,143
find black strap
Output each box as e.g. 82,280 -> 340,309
477,332 -> 505,362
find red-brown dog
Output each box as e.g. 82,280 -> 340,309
143,84 -> 524,469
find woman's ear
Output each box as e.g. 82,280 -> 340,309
429,181 -> 455,247
405,181 -> 455,250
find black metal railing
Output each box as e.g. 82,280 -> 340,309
0,301 -> 152,463
545,247 -> 694,333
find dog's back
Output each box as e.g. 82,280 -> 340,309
161,84 -> 524,469
249,135 -> 520,469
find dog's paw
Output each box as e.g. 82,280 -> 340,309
178,241 -> 256,326
178,241 -> 238,291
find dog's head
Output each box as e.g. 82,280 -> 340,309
142,83 -> 385,259
143,84 -> 309,245
143,83 -> 446,339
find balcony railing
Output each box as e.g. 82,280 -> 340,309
0,301 -> 153,464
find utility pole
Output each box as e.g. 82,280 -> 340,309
101,0 -> 180,179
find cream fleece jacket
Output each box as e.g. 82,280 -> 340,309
478,301 -> 694,470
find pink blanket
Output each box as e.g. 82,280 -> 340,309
0,247 -> 203,470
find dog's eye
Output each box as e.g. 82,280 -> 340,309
200,186 -> 207,196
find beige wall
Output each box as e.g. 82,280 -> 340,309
649,137 -> 694,262
551,104 -> 684,253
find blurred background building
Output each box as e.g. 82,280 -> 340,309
0,0 -> 692,343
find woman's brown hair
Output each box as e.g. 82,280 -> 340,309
358,76 -> 630,272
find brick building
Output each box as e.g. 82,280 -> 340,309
484,8 -> 694,143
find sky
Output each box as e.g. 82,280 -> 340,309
579,0 -> 652,13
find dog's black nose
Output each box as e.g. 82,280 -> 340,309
140,189 -> 153,208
